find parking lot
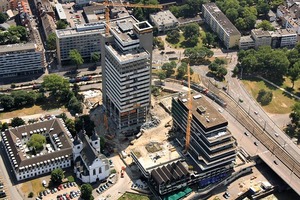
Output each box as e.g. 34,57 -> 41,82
61,2 -> 85,28
37,182 -> 80,200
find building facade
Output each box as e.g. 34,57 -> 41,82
251,29 -> 272,49
239,36 -> 255,50
150,10 -> 179,32
202,3 -> 241,49
56,22 -> 104,65
172,93 -> 236,189
0,43 -> 44,78
73,131 -> 110,183
101,16 -> 153,134
1,118 -> 73,181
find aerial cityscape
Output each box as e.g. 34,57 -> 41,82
0,0 -> 300,200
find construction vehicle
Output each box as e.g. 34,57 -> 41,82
184,63 -> 192,153
90,0 -> 163,36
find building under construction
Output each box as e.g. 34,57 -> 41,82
171,92 -> 237,189
101,15 -> 153,134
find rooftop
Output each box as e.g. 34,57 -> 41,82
251,29 -> 271,37
131,141 -> 183,171
1,118 -> 73,170
240,35 -> 254,43
176,93 -> 228,131
150,10 -> 178,25
203,3 -> 240,36
56,22 -> 105,38
55,3 -> 67,20
0,43 -> 37,54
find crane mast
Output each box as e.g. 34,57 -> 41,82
184,63 -> 192,153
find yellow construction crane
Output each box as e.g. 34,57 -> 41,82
91,1 -> 163,35
184,63 -> 192,153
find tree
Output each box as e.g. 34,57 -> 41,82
257,0 -> 270,17
11,117 -> 25,127
46,33 -> 56,50
68,96 -> 83,114
290,102 -> 300,126
184,46 -> 213,64
11,91 -> 36,108
161,61 -> 176,78
42,74 -> 70,99
0,94 -> 14,110
1,122 -> 8,131
65,118 -> 76,136
176,62 -> 193,80
226,8 -> 238,22
80,184 -> 93,200
0,12 -> 8,23
51,168 -> 64,184
257,20 -> 275,31
27,134 -> 46,152
183,23 -> 200,40
151,86 -> 160,96
56,20 -> 68,29
90,52 -> 100,64
166,30 -> 180,44
75,115 -> 95,136
203,32 -> 216,47
157,71 -> 166,84
289,61 -> 300,88
69,49 -> 84,69
257,89 -> 273,105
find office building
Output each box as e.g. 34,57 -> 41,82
239,36 -> 255,50
270,28 -> 297,48
0,43 -> 44,78
251,29 -> 272,49
172,93 -> 236,188
73,131 -> 110,183
202,3 -> 241,49
101,16 -> 153,134
1,118 -> 73,181
56,22 -> 104,65
150,10 -> 179,32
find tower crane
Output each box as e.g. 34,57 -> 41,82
90,1 -> 163,36
184,62 -> 192,153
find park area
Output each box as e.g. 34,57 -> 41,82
242,77 -> 300,114
118,192 -> 150,200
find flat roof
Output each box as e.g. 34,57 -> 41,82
177,93 -> 228,131
203,3 -> 240,36
240,35 -> 254,43
2,118 -> 73,170
55,3 -> 67,20
132,141 -> 182,171
56,23 -> 104,38
251,29 -> 271,37
0,43 -> 36,54
106,45 -> 149,64
150,10 -> 178,25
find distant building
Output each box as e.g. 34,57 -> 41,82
178,15 -> 203,27
202,3 -> 241,49
73,131 -> 110,183
36,0 -> 55,19
0,43 -> 44,78
55,3 -> 66,21
251,29 -> 272,49
83,5 -> 105,23
75,0 -> 104,6
56,22 -> 104,65
150,10 -> 179,32
41,13 -> 56,38
1,118 -> 73,181
276,3 -> 300,34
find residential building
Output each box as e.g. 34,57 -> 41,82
0,43 -> 44,78
202,3 -> 241,49
56,22 -> 104,65
239,36 -> 255,50
178,15 -> 203,27
150,10 -> 179,32
270,28 -> 297,48
276,3 -> 300,33
101,16 -> 153,134
172,93 -> 236,188
251,29 -> 272,49
36,0 -> 55,19
41,13 -> 56,38
0,0 -> 10,12
0,118 -> 73,181
73,131 -> 110,183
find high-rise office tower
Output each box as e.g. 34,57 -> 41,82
101,16 -> 153,133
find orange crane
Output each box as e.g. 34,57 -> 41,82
184,63 -> 192,153
91,1 -> 163,35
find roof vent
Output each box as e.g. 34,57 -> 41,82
197,106 -> 206,114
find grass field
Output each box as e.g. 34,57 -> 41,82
0,105 -> 44,120
167,29 -> 204,49
242,77 -> 298,114
118,192 -> 150,200
20,178 -> 45,197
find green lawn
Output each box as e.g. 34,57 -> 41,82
167,29 -> 203,49
242,77 -> 298,114
118,192 -> 150,200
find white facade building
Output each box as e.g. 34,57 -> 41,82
73,131 -> 110,183
150,10 -> 179,32
1,118 -> 73,181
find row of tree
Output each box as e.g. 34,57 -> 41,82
237,46 -> 300,87
0,26 -> 28,45
0,91 -> 43,110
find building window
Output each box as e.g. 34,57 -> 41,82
99,167 -> 102,174
93,169 -> 96,175
77,146 -> 80,149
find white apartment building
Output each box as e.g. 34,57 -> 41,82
202,3 -> 241,49
1,118 -> 73,181
56,22 -> 104,65
239,36 -> 255,50
270,28 -> 297,48
101,16 -> 153,134
150,10 -> 179,32
73,131 -> 110,183
0,43 -> 44,78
